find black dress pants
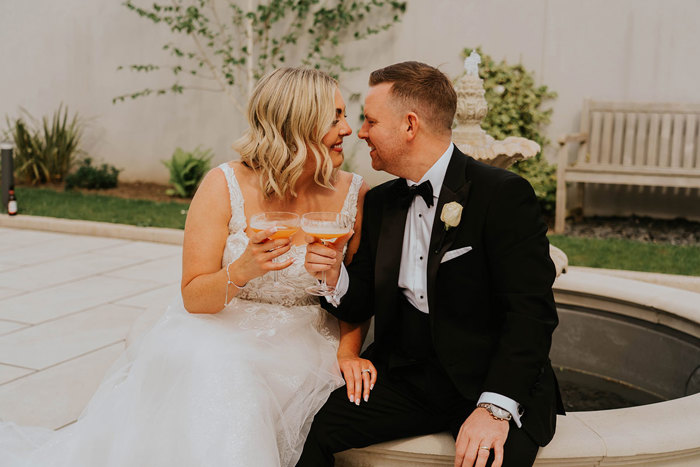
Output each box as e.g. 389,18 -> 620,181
296,365 -> 539,466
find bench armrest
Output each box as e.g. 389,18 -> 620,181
558,132 -> 588,146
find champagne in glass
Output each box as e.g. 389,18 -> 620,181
249,212 -> 300,289
301,212 -> 352,296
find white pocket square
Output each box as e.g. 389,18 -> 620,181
440,246 -> 473,263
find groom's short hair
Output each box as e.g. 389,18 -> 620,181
369,61 -> 456,133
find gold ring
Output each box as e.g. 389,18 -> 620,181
479,446 -> 490,451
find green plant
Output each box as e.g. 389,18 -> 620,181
114,0 -> 406,115
65,158 -> 121,190
461,47 -> 558,217
5,104 -> 83,184
162,146 -> 213,197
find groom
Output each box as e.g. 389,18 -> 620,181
300,61 -> 564,467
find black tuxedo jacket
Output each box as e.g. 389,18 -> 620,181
323,148 -> 564,446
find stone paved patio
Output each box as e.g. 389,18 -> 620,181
0,226 -> 181,429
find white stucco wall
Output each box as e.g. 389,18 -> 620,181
1,0 -> 698,219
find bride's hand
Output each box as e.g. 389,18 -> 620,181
231,228 -> 294,284
304,231 -> 353,286
337,352 -> 377,406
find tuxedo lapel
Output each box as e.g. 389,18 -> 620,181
426,149 -> 472,316
374,180 -> 410,326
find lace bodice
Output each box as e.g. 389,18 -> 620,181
218,163 -> 363,308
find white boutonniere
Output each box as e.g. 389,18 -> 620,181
440,202 -> 463,231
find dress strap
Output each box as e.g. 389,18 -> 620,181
340,173 -> 364,225
217,163 -> 247,230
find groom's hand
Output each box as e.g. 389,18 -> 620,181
454,408 -> 509,467
303,231 -> 353,286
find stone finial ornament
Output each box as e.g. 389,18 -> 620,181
452,51 -> 540,169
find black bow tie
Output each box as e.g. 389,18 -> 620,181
400,180 -> 434,208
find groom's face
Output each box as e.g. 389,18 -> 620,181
358,83 -> 406,175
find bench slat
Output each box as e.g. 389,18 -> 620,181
601,112 -> 614,164
565,172 -> 700,188
576,100 -> 591,164
647,113 -> 660,166
623,113 -> 636,166
659,113 -> 672,167
685,114 -> 698,168
587,111 -> 603,164
634,113 -> 648,166
612,112 -> 625,165
588,101 -> 700,113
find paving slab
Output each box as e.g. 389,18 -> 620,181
0,304 -> 142,370
100,240 -> 181,260
0,231 -> 127,266
0,229 -> 71,250
0,275 -> 162,324
114,283 -> 180,310
0,343 -> 124,429
0,364 -> 34,385
0,320 -> 27,336
104,255 -> 182,285
0,286 -> 24,300
0,251 -> 147,291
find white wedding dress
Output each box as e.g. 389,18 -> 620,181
0,164 -> 362,467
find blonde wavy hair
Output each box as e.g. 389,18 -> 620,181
234,67 -> 338,199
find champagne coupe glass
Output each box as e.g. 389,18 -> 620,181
301,212 -> 352,296
249,212 -> 300,290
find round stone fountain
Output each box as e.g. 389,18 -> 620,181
334,53 -> 700,466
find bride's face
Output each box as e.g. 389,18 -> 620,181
321,88 -> 352,168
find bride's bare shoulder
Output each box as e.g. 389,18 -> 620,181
334,169 -> 359,188
336,169 -> 369,196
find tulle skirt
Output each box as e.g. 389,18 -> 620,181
0,296 -> 344,467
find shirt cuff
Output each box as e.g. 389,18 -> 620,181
324,264 -> 349,307
477,392 -> 523,428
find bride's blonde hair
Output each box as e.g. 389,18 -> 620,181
234,67 -> 338,199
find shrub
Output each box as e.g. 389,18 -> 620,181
5,104 -> 83,184
462,47 -> 558,218
65,158 -> 121,190
162,147 -> 213,198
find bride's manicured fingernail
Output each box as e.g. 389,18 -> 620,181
370,384 -> 374,390
364,394 -> 368,402
349,395 -> 354,403
355,399 -> 360,406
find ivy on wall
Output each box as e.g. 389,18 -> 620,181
115,0 -> 407,117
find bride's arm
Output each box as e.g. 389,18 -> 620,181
337,321 -> 375,405
336,180 -> 376,404
180,169 -> 292,314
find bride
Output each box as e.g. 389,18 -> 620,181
0,67 -> 373,466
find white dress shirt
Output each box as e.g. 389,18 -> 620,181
330,143 -> 522,426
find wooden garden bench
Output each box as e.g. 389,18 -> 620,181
554,100 -> 700,233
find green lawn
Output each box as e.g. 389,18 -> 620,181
12,186 -> 189,229
548,235 -> 700,276
6,187 -> 699,276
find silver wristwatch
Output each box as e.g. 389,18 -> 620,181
477,403 -> 512,421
